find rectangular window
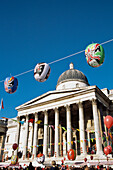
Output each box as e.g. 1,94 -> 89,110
6,135 -> 9,143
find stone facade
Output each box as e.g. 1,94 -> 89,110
3,63 -> 113,162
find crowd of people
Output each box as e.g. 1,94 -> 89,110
0,161 -> 113,170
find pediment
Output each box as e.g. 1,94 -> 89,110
16,88 -> 87,110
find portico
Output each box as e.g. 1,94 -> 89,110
14,63 -> 110,161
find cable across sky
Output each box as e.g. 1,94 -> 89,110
0,38 -> 113,83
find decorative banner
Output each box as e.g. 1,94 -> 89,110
28,119 -> 34,123
62,127 -> 67,131
35,120 -> 42,124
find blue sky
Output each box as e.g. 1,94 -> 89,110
0,0 -> 113,118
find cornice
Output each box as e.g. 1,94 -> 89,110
16,85 -> 110,113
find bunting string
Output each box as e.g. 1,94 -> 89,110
1,136 -> 110,151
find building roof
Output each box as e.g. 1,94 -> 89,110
57,63 -> 89,86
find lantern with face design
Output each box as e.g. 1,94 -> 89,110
11,155 -> 18,165
37,153 -> 45,163
85,43 -> 105,67
4,76 -> 18,94
34,63 -> 51,82
67,149 -> 76,160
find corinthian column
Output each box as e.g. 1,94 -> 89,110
78,102 -> 87,155
43,110 -> 48,157
32,113 -> 38,158
14,116 -> 21,156
92,99 -> 103,155
66,105 -> 72,151
54,107 -> 59,157
23,114 -> 29,159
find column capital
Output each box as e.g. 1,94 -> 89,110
54,107 -> 59,112
34,112 -> 38,117
92,98 -> 97,105
17,116 -> 20,121
78,101 -> 83,108
65,104 -> 70,111
44,110 -> 48,114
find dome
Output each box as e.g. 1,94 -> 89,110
56,63 -> 89,90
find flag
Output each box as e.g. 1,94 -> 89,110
35,120 -> 42,124
0,99 -> 4,110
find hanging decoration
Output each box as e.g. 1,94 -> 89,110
84,157 -> 87,162
90,155 -> 93,160
4,76 -> 18,94
107,145 -> 112,154
34,63 -> 51,82
28,119 -> 34,123
37,153 -> 45,163
67,149 -> 76,160
104,115 -> 113,129
12,143 -> 18,150
104,147 -> 109,155
85,43 -> 105,67
11,155 -> 18,165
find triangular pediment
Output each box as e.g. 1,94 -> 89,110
16,87 -> 90,110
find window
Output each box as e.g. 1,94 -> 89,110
0,136 -> 2,143
6,135 -> 9,143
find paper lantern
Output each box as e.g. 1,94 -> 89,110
104,115 -> 113,129
34,63 -> 51,82
104,147 -> 109,155
11,155 -> 18,165
85,43 -> 105,67
107,145 -> 112,154
37,153 -> 45,163
91,150 -> 95,154
67,149 -> 75,160
61,159 -> 64,164
84,157 -> 87,162
12,143 -> 18,150
90,156 -> 93,160
4,76 -> 18,94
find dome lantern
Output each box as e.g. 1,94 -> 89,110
70,62 -> 74,69
56,63 -> 89,90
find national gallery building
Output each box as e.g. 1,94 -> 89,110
4,63 -> 113,161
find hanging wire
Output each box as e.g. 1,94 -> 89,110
0,38 -> 113,83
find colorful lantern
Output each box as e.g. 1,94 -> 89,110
34,63 -> 51,82
104,147 -> 109,155
85,43 -> 105,67
91,150 -> 95,154
67,149 -> 76,160
64,157 -> 66,161
84,157 -> 87,162
12,143 -> 18,150
11,155 -> 18,165
4,76 -> 18,94
37,153 -> 45,163
107,145 -> 112,154
104,115 -> 113,129
90,156 -> 93,160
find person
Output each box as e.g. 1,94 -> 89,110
50,160 -> 59,170
27,162 -> 35,170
